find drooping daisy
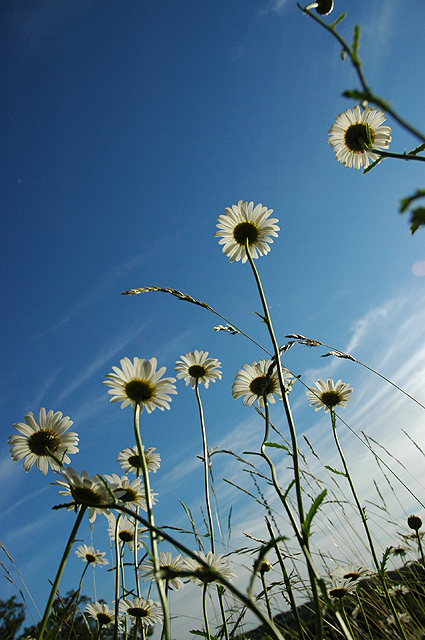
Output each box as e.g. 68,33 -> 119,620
183,551 -> 236,585
328,105 -> 392,170
119,597 -> 162,627
175,350 -> 222,389
139,551 -> 186,591
331,563 -> 369,582
232,358 -> 292,407
328,576 -> 359,599
86,602 -> 118,628
304,0 -> 334,15
75,544 -> 108,566
8,408 -> 79,475
104,473 -> 156,511
117,446 -> 161,475
103,357 -> 176,412
306,379 -> 353,413
215,200 -> 279,263
107,514 -> 146,552
54,468 -> 112,522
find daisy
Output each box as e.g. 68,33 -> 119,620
232,358 -> 292,407
139,551 -> 186,591
328,576 -> 359,599
86,602 -> 118,628
305,0 -> 334,15
117,446 -> 161,475
331,563 -> 369,582
104,473 -> 156,511
407,514 -> 422,532
8,408 -> 79,475
107,514 -> 146,552
215,200 -> 279,263
306,379 -> 353,412
54,468 -> 112,522
175,350 -> 222,389
328,105 -> 392,170
103,357 -> 176,412
119,597 -> 162,627
75,544 -> 108,566
183,551 -> 236,585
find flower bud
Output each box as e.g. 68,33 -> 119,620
407,514 -> 422,532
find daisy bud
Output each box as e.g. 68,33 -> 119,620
407,514 -> 422,532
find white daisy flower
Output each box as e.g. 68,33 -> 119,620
8,408 -> 79,475
139,551 -> 186,591
117,446 -> 161,475
86,602 -> 118,628
183,551 -> 236,585
215,200 -> 279,263
75,544 -> 108,566
232,358 -> 292,407
328,105 -> 392,170
330,563 -> 369,582
54,468 -> 112,522
306,379 -> 353,412
119,597 -> 162,627
107,514 -> 146,552
175,350 -> 222,389
104,473 -> 156,512
328,576 -> 359,599
103,357 -> 176,412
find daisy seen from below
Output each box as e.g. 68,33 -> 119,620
103,356 -> 176,412
86,602 -> 117,629
119,597 -> 162,627
75,544 -> 108,566
117,445 -> 161,475
215,200 -> 279,263
104,473 -> 156,511
328,576 -> 360,599
232,358 -> 292,407
54,468 -> 113,522
139,551 -> 186,591
8,408 -> 79,475
175,350 -> 222,389
107,514 -> 146,552
328,105 -> 392,170
306,379 -> 353,413
331,563 -> 369,582
183,551 -> 236,585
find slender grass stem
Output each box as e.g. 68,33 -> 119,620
355,589 -> 373,640
113,515 -> 121,640
260,572 -> 273,620
202,584 -> 211,640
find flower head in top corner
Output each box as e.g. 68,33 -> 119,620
104,473 -> 156,511
117,446 -> 161,475
175,350 -> 222,389
215,200 -> 279,263
103,357 -> 176,412
140,551 -> 186,591
328,105 -> 391,170
232,358 -> 292,407
331,563 -> 369,583
75,544 -> 108,566
119,597 -> 162,627
306,379 -> 353,412
183,551 -> 236,585
86,602 -> 118,628
8,408 -> 79,475
107,514 -> 147,552
53,468 -> 112,522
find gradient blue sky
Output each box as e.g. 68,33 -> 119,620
2,0 -> 425,636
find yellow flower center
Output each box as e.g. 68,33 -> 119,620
188,364 -> 206,379
119,530 -> 134,543
319,391 -> 342,408
73,486 -> 104,504
86,554 -> 97,563
124,379 -> 155,404
344,123 -> 375,153
249,375 -> 275,397
344,572 -> 360,581
233,221 -> 260,247
29,429 -> 61,456
118,488 -> 138,503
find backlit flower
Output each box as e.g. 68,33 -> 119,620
107,514 -> 146,552
328,576 -> 359,599
8,408 -> 79,475
139,551 -> 186,591
232,358 -> 292,407
183,551 -> 236,585
54,468 -> 112,522
119,597 -> 162,627
306,379 -> 353,412
103,357 -> 176,412
75,544 -> 108,566
215,200 -> 279,263
104,473 -> 156,511
331,563 -> 369,582
175,350 -> 222,389
328,105 -> 391,170
117,446 -> 161,474
86,602 -> 117,628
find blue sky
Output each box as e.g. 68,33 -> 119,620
2,0 -> 425,636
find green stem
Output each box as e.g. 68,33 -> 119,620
416,530 -> 425,567
202,584 -> 211,640
330,409 -> 408,640
113,515 -> 122,640
37,506 -> 87,640
133,404 -> 170,640
260,572 -> 273,621
355,589 -> 373,640
195,381 -> 215,551
368,148 -> 425,162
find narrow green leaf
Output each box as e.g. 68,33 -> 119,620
302,489 -> 327,538
264,442 -> 290,452
409,142 -> 425,156
352,24 -> 361,58
410,207 -> 425,234
400,189 -> 425,213
363,156 -> 383,174
190,630 -> 217,639
283,479 -> 295,500
324,465 -> 346,477
331,12 -> 346,29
